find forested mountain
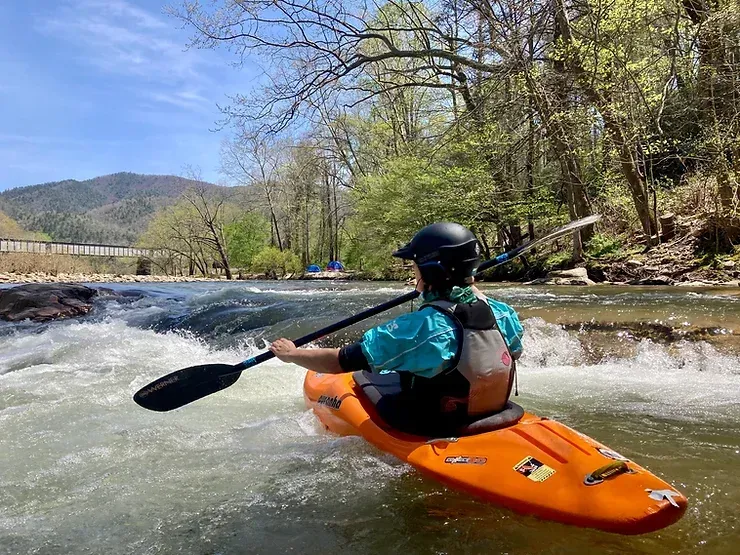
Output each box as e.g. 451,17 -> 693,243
0,173 -> 223,245
0,209 -> 46,241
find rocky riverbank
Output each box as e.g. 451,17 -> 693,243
0,270 -> 361,284
1,267 -> 739,287
520,267 -> 740,287
0,272 -> 227,284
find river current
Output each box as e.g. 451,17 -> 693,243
1,281 -> 739,554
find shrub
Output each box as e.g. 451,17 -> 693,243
250,247 -> 302,277
586,233 -> 623,258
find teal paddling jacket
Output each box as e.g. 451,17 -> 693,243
339,288 -> 523,378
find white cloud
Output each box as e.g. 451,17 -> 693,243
144,89 -> 212,111
82,0 -> 169,30
0,134 -> 125,147
37,0 -> 209,104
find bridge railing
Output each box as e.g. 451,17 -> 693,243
0,238 -> 156,258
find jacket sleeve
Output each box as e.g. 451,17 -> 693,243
359,308 -> 459,377
486,298 -> 525,359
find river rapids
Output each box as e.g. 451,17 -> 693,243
0,282 -> 738,554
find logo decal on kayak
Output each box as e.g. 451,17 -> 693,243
646,489 -> 682,508
444,456 -> 487,465
597,447 -> 629,462
317,395 -> 342,410
514,456 -> 556,482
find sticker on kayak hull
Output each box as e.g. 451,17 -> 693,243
646,489 -> 682,508
598,447 -> 629,462
317,395 -> 342,410
514,456 -> 556,482
444,456 -> 487,465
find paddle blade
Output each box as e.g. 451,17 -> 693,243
520,214 -> 602,255
133,364 -> 242,412
477,214 -> 602,273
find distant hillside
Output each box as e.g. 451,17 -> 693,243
0,209 -> 48,240
0,172 -> 223,245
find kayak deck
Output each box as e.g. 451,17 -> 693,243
303,370 -> 687,535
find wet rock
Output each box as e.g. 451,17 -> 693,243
627,275 -> 676,286
548,267 -> 589,280
586,266 -> 608,283
526,270 -> 595,286
0,283 -> 98,322
526,267 -> 595,286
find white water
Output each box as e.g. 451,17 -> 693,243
1,284 -> 739,553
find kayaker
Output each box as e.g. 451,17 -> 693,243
269,222 -> 524,435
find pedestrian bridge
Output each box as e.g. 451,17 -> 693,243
0,238 -> 152,258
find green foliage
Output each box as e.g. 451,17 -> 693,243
251,246 -> 302,277
0,209 -> 46,240
225,213 -> 270,267
586,233 -> 623,259
543,251 -> 573,271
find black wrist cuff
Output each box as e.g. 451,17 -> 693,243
338,342 -> 370,372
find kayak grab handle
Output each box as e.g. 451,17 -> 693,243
584,461 -> 634,486
425,437 -> 460,445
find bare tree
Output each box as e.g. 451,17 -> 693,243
182,186 -> 233,279
221,137 -> 286,250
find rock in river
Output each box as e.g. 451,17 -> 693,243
525,267 -> 596,286
0,283 -> 98,322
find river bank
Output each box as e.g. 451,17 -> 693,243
0,268 -> 367,284
2,268 -> 739,287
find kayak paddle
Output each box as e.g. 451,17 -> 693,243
133,290 -> 420,411
134,214 -> 599,411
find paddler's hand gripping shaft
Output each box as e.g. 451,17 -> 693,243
134,215 -> 600,412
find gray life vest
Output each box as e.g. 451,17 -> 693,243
425,292 -> 515,416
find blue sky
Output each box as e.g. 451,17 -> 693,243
0,0 -> 260,191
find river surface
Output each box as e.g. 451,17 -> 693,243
1,281 -> 739,554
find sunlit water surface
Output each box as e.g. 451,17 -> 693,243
1,281 -> 738,554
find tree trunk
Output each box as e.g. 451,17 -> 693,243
605,118 -> 660,242
553,0 -> 656,244
265,187 -> 283,250
522,71 -> 591,258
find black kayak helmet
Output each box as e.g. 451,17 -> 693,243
393,222 -> 481,288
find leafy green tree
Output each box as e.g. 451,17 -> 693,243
225,213 -> 270,268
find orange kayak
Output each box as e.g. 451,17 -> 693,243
303,370 -> 687,535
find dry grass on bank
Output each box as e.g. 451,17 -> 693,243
0,253 -> 138,276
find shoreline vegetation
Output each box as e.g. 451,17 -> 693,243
4,220 -> 740,287
1,268 -> 739,287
